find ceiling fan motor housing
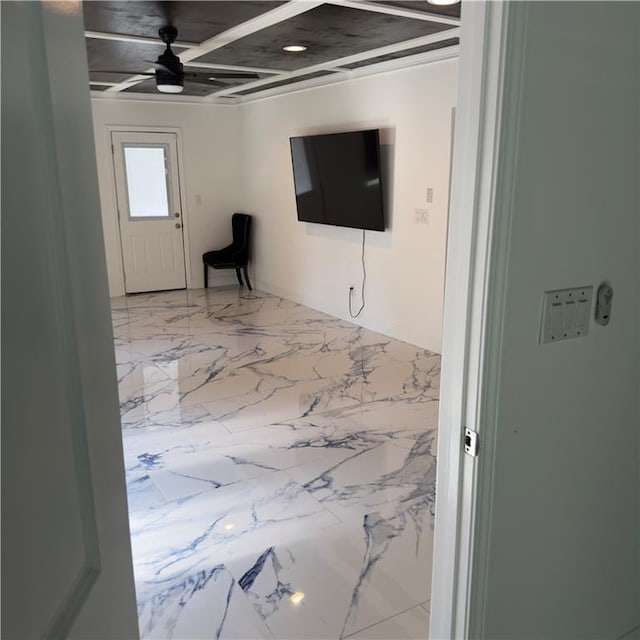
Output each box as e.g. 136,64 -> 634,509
157,48 -> 184,88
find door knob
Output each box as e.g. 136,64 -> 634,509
175,223 -> 181,229
174,212 -> 180,218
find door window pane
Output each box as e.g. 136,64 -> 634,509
123,146 -> 170,218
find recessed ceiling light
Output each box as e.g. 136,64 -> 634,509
290,592 -> 305,604
282,44 -> 307,53
427,0 -> 459,5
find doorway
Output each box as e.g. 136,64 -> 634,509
112,131 -> 186,293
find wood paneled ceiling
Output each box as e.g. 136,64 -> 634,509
84,0 -> 461,102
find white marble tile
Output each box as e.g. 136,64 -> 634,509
149,469 -> 223,502
137,564 -> 274,640
113,288 -> 441,640
341,509 -> 434,637
177,366 -> 276,409
202,377 -> 363,434
120,381 -> 223,429
126,472 -> 167,513
129,472 -> 341,587
117,362 -> 173,392
127,419 -> 377,503
251,347 -> 351,383
346,605 -> 430,640
223,530 -> 357,640
212,419 -> 385,473
122,420 -> 231,460
309,399 -> 440,437
225,513 -> 433,639
286,428 -> 437,525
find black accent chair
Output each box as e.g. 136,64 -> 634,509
203,213 -> 253,290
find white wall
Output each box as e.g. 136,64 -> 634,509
92,60 -> 457,351
238,61 -> 458,352
91,99 -> 242,297
471,2 -> 639,638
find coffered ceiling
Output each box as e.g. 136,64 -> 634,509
84,0 -> 461,102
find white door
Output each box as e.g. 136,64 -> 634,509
3,1 -> 139,638
433,2 -> 640,638
112,131 -> 186,293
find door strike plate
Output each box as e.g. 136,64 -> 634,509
464,427 -> 479,457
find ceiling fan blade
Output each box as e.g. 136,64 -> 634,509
91,71 -> 156,76
183,78 -> 227,87
144,60 -> 178,77
182,71 -> 259,84
194,72 -> 260,79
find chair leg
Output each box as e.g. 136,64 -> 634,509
235,267 -> 244,287
204,264 -> 208,289
243,267 -> 252,291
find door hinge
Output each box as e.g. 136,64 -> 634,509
464,427 -> 479,457
111,143 -> 115,154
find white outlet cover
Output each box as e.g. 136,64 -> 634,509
415,208 -> 429,224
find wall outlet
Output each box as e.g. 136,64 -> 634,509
415,208 -> 429,224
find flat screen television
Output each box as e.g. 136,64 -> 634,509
289,129 -> 385,231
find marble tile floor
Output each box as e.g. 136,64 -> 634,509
113,287 -> 440,640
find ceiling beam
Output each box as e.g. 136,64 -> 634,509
177,0 -> 325,64
91,90 -> 224,105
209,26 -> 459,98
324,0 -> 460,25
239,43 -> 459,102
91,41 -> 459,105
105,1 -> 324,93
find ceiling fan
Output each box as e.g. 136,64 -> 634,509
97,26 -> 259,94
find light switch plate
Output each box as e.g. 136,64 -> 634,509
540,286 -> 593,344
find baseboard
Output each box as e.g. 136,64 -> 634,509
255,278 -> 442,354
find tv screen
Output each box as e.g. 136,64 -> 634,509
289,129 -> 385,231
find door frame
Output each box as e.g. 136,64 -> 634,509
430,1 -> 510,637
98,9 -> 515,637
99,7 -> 515,636
105,125 -> 193,291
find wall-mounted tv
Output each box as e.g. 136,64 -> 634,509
289,129 -> 385,232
